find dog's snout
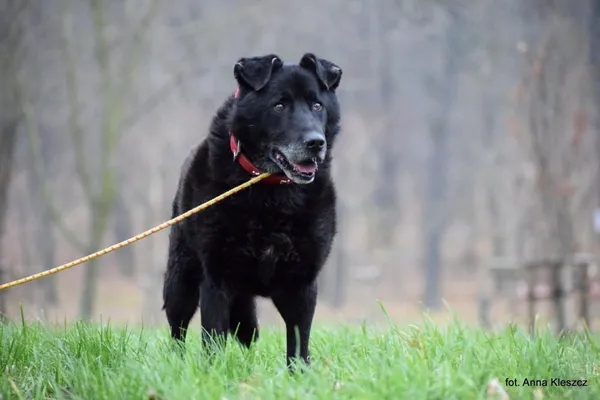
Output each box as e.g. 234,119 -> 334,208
303,131 -> 326,151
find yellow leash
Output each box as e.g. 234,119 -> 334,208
0,173 -> 271,291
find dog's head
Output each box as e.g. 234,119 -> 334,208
230,53 -> 342,184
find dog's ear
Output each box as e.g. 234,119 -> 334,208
299,53 -> 342,91
233,54 -> 283,91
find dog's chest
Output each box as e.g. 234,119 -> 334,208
239,214 -> 304,285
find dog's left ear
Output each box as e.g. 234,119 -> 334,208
234,54 -> 283,91
299,53 -> 342,91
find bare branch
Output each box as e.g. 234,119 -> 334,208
119,0 -> 161,97
118,67 -> 186,135
60,0 -> 94,202
90,0 -> 118,227
0,0 -> 29,46
22,95 -> 87,253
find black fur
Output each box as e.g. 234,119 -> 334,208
162,53 -> 343,369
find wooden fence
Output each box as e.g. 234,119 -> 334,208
479,253 -> 599,333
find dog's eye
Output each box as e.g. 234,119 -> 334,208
312,102 -> 323,112
273,103 -> 284,113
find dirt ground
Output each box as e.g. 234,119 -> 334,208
3,264 -> 544,330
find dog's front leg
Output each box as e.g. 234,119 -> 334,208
272,281 -> 317,370
199,280 -> 231,351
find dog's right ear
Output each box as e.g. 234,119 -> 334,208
299,53 -> 342,91
233,55 -> 283,92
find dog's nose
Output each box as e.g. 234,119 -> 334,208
303,131 -> 326,151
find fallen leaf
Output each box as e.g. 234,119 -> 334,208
147,388 -> 163,400
408,338 -> 422,349
486,378 -> 509,400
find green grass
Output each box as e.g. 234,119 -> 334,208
0,313 -> 598,400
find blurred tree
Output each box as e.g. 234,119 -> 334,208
0,130 -> 18,251
0,0 -> 26,313
112,189 -> 135,278
26,126 -> 58,304
0,128 -> 18,316
331,200 -> 348,308
75,0 -> 159,320
372,0 -> 401,243
422,5 -> 467,309
518,4 -> 592,258
591,0 -> 600,243
22,0 -> 160,320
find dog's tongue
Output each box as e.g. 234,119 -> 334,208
294,162 -> 317,174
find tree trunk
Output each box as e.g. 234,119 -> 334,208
113,190 -> 135,278
423,118 -> 449,309
79,213 -> 105,321
373,0 -> 400,244
591,0 -> 600,246
0,126 -> 18,317
79,258 -> 99,321
26,135 -> 58,305
0,0 -> 25,315
331,201 -> 347,308
0,126 -> 18,243
422,13 -> 463,309
142,164 -> 168,323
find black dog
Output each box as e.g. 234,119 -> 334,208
162,53 -> 343,369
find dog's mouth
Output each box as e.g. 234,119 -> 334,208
271,149 -> 318,184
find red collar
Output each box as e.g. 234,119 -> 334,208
229,87 -> 292,184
